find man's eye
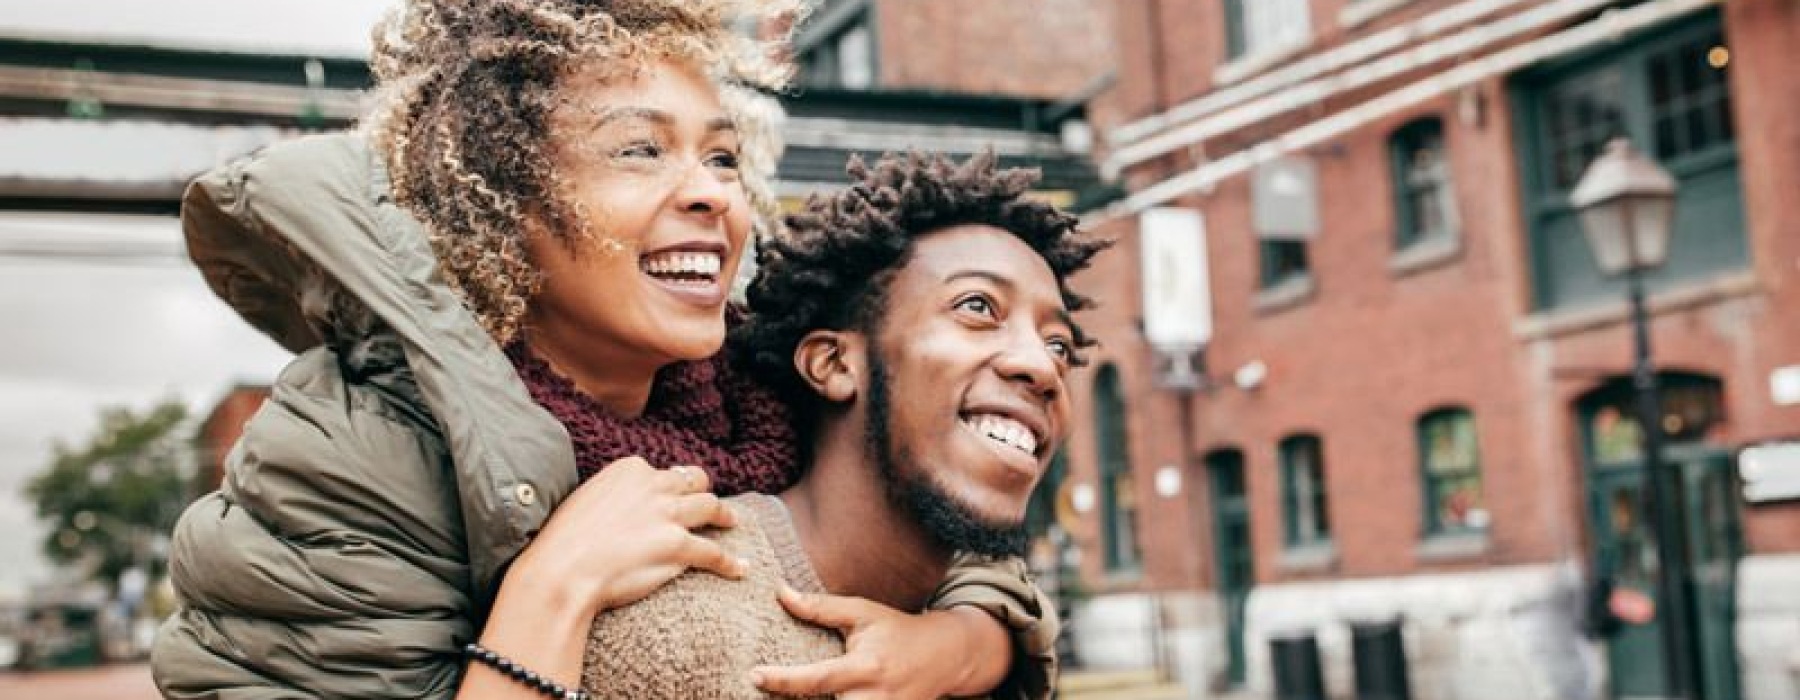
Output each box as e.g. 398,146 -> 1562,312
954,295 -> 997,319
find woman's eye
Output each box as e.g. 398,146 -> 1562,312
617,141 -> 662,159
954,295 -> 997,319
707,150 -> 741,170
1045,337 -> 1073,361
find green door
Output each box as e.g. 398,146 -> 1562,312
1580,374 -> 1740,700
1588,464 -> 1669,698
1683,449 -> 1741,700
1207,450 -> 1254,687
1586,447 -> 1741,700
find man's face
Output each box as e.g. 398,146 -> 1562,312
862,224 -> 1078,557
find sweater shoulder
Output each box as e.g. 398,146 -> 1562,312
581,495 -> 840,698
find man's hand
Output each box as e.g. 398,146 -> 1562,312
750,587 -> 1011,699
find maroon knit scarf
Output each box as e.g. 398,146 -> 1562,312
507,341 -> 799,495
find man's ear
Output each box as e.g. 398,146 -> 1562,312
794,330 -> 862,403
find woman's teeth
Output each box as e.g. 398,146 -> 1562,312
641,251 -> 722,281
963,414 -> 1038,456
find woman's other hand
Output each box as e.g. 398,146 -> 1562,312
466,456 -> 743,700
749,587 -> 1012,699
510,455 -> 745,616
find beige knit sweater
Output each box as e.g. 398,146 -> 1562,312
581,494 -> 844,699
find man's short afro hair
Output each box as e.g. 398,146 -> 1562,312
730,150 -> 1109,407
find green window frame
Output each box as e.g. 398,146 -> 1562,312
1389,117 -> 1457,250
1258,239 -> 1309,289
1222,0 -> 1248,61
796,0 -> 877,89
1221,0 -> 1309,62
1417,408 -> 1487,536
1513,12 -> 1745,311
1279,434 -> 1330,547
1095,366 -> 1141,572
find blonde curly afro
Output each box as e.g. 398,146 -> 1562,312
364,0 -> 803,345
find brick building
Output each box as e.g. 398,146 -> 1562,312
1056,1 -> 1800,699
793,0 -> 1114,99
191,384 -> 270,492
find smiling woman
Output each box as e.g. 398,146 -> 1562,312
151,1 -> 1063,699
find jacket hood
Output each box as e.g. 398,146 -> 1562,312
181,132 -> 576,599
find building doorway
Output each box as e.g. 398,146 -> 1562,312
1577,373 -> 1741,700
1205,448 -> 1254,687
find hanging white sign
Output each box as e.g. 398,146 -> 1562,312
1139,207 -> 1213,352
1741,442 -> 1800,504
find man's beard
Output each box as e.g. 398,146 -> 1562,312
865,351 -> 1028,558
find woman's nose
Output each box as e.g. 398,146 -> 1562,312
674,161 -> 732,216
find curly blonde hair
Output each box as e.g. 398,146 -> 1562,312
364,0 -> 802,345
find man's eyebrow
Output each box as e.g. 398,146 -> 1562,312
945,269 -> 1076,325
943,269 -> 1015,289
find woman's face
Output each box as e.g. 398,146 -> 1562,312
525,58 -> 753,371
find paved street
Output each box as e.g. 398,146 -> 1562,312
0,663 -> 159,700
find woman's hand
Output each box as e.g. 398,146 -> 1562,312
749,587 -> 1013,699
464,456 -> 745,700
510,455 -> 746,616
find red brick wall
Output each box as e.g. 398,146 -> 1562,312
194,387 -> 269,489
870,0 -> 1114,99
1071,0 -> 1800,593
1679,0 -> 1800,554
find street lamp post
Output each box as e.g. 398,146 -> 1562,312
1570,138 -> 1699,700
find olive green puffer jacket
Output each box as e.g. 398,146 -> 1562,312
150,133 -> 1058,699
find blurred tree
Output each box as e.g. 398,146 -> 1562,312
25,399 -> 191,592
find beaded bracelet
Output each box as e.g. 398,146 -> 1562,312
463,642 -> 592,700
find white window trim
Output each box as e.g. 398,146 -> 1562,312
1215,0 -> 1314,86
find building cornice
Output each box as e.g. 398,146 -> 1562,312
1105,0 -> 1640,177
1094,0 -> 1718,221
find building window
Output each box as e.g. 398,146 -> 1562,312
798,1 -> 876,89
1095,366 -> 1142,573
1418,408 -> 1487,535
1517,13 -> 1745,311
1389,118 -> 1457,249
1648,34 -> 1733,161
1542,67 -> 1627,190
1279,435 -> 1330,547
1259,239 -> 1309,289
1223,0 -> 1311,62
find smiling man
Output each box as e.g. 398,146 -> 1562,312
577,152 -> 1107,699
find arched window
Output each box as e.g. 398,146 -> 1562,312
1278,434 -> 1330,547
1417,408 -> 1487,535
1389,117 -> 1458,250
1095,366 -> 1141,572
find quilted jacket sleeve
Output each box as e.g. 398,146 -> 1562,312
930,554 -> 1061,700
151,351 -> 475,699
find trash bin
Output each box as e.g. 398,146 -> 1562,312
1269,628 -> 1326,700
1351,619 -> 1411,700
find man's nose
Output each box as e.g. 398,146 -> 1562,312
994,330 -> 1062,398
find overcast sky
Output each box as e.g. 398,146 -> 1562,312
0,0 -> 392,58
0,214 -> 294,598
0,1 -> 394,598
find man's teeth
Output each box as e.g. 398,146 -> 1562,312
641,251 -> 722,278
964,414 -> 1038,456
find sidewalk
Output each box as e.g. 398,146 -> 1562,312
0,663 -> 159,700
